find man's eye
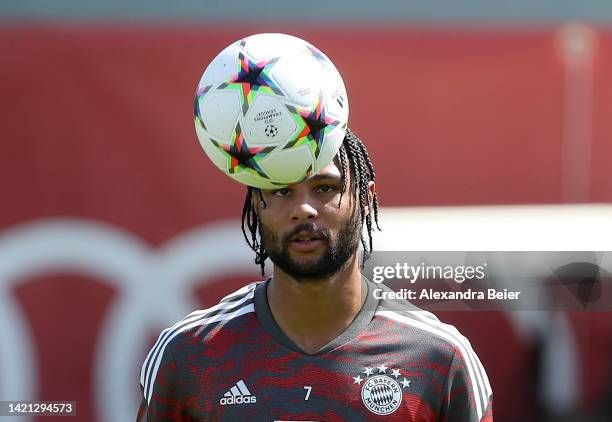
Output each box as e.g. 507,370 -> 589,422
273,188 -> 291,197
317,185 -> 338,193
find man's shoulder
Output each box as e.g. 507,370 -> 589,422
168,281 -> 262,343
139,281 -> 263,392
148,281 -> 263,356
372,282 -> 477,359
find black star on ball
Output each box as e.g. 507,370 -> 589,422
285,96 -> 340,158
211,122 -> 275,177
218,51 -> 284,115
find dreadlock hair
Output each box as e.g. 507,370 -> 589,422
241,127 -> 380,275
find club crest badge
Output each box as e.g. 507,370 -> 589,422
352,365 -> 411,416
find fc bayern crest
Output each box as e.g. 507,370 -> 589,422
353,365 -> 411,416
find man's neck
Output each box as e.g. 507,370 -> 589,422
266,255 -> 366,355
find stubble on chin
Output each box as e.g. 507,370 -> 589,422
258,213 -> 361,282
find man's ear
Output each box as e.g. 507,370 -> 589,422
367,181 -> 376,206
360,181 -> 376,217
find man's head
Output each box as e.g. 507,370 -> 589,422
242,128 -> 380,278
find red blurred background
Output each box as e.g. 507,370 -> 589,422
1,23 -> 612,421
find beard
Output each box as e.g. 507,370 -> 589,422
259,212 -> 361,282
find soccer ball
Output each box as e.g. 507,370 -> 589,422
194,33 -> 349,189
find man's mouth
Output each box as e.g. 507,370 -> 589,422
289,231 -> 325,252
291,231 -> 323,242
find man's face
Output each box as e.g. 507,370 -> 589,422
255,161 -> 362,281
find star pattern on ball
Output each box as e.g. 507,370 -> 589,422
210,121 -> 274,178
305,45 -> 346,110
218,50 -> 284,115
353,375 -> 363,385
377,364 -> 388,374
401,378 -> 411,389
284,94 -> 340,160
363,367 -> 375,376
193,85 -> 212,130
306,45 -> 328,64
391,368 -> 402,379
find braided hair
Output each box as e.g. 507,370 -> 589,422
241,128 -> 380,275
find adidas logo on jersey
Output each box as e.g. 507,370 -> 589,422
219,380 -> 257,405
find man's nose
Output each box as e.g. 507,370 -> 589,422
289,191 -> 318,221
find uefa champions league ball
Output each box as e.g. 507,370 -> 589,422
194,33 -> 349,189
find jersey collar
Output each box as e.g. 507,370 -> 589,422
254,276 -> 379,355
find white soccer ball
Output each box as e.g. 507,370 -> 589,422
194,33 -> 349,189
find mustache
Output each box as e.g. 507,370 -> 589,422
282,223 -> 330,243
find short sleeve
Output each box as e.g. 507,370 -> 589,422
137,346 -> 182,421
440,347 -> 493,422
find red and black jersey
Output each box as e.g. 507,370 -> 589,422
138,279 -> 493,421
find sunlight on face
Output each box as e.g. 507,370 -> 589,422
256,162 -> 361,281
